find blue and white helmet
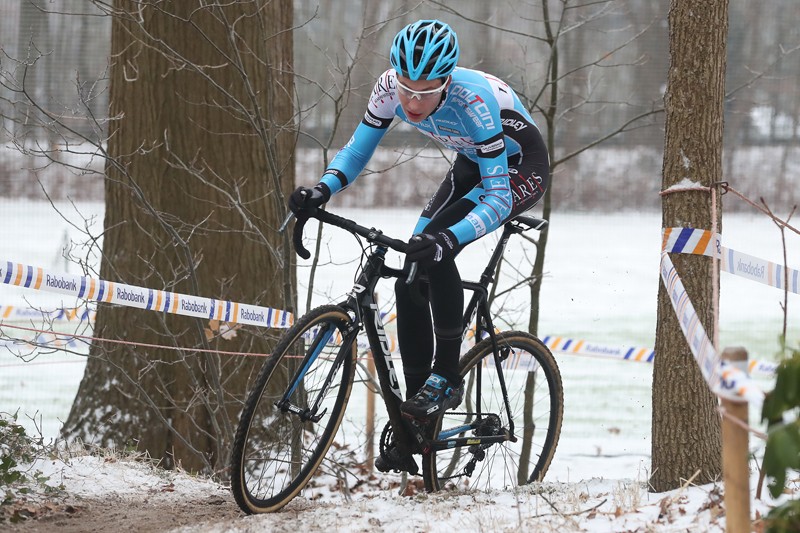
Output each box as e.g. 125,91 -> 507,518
390,20 -> 459,81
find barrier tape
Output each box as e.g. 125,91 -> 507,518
660,251 -> 765,404
0,333 -> 83,354
0,305 -> 95,323
0,250 -> 784,381
543,335 -> 655,363
662,226 -> 720,258
544,335 -> 777,376
0,303 -> 780,376
0,260 -> 294,329
662,227 -> 800,295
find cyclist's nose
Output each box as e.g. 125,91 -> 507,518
402,98 -> 432,120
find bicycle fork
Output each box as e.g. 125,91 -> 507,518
275,322 -> 359,423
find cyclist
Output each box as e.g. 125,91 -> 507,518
289,19 -> 550,470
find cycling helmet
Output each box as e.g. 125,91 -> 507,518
390,20 -> 459,81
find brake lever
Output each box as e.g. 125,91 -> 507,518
279,212 -> 294,233
405,262 -> 418,285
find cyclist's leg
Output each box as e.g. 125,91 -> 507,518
410,155 -> 481,387
397,154 -> 480,397
505,129 -> 550,218
425,248 -> 466,385
399,202 -> 473,419
416,145 -> 552,384
395,277 -> 433,398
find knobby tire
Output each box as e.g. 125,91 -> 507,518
230,305 -> 357,513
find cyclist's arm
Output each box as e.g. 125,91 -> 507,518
319,72 -> 397,195
445,97 -> 512,245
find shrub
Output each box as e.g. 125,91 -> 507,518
761,348 -> 800,532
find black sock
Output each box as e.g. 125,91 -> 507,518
431,326 -> 463,385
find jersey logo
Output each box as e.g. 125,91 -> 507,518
369,71 -> 397,107
449,85 -> 495,129
465,213 -> 487,237
479,139 -> 505,154
363,113 -> 382,127
501,118 -> 528,131
438,125 -> 460,135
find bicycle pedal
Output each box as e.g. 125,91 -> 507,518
402,413 -> 435,434
375,449 -> 419,475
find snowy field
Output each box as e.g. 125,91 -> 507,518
1,200 -> 796,530
0,201 -> 797,445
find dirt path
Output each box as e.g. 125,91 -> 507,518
3,494 -> 241,532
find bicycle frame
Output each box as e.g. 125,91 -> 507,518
231,209 -> 558,512
459,220 -> 531,440
281,209 -> 546,457
337,243 -> 423,455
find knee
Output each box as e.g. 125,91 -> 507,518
395,276 -> 412,302
395,276 -> 428,310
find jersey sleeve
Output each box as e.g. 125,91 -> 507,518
319,71 -> 398,194
446,92 -> 513,245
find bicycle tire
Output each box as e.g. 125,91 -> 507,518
422,331 -> 563,492
230,305 -> 357,513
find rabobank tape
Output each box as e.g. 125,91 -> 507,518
719,247 -> 799,295
662,227 -> 720,258
660,250 -> 722,384
0,305 -> 95,323
543,336 -> 655,363
662,227 -> 799,295
0,260 -> 293,329
660,251 -> 765,403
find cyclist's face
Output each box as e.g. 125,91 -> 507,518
396,75 -> 448,123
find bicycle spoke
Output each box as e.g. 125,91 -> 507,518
423,332 -> 563,492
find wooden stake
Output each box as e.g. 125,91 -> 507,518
720,347 -> 750,533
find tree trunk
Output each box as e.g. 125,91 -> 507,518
62,0 -> 295,473
650,0 -> 727,492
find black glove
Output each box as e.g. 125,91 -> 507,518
407,230 -> 457,268
288,184 -> 331,215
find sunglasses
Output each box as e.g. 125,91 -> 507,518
395,76 -> 450,101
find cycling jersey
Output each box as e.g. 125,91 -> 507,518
319,67 -> 546,246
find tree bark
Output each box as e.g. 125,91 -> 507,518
62,0 -> 294,473
650,0 -> 727,492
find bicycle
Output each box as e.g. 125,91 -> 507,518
229,207 -> 564,513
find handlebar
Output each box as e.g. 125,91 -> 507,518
281,208 -> 416,284
280,208 -> 545,283
281,208 -> 410,260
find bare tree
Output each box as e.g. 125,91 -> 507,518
650,0 -> 727,492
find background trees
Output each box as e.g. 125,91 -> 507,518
0,0 -> 797,481
3,1 -> 799,209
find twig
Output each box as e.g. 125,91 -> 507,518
533,493 -> 607,527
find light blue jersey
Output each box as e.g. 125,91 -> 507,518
320,67 -> 542,245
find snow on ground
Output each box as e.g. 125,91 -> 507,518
12,450 -> 783,532
2,205 -> 797,531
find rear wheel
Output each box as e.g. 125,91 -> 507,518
422,331 -> 563,491
230,305 -> 357,513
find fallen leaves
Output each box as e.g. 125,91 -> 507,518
0,500 -> 81,524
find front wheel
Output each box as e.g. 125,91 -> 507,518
230,305 -> 357,513
422,331 -> 564,492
